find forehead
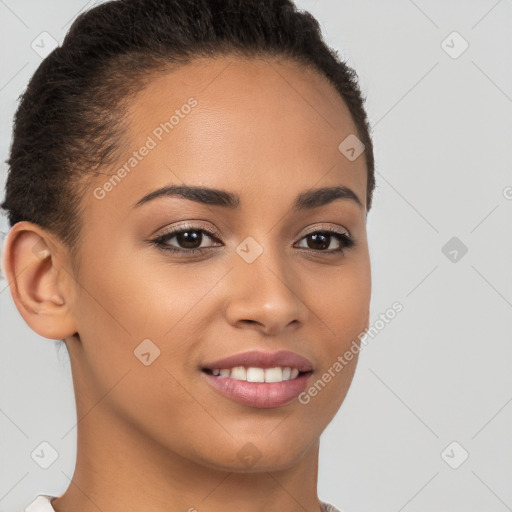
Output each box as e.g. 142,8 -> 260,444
128,56 -> 360,155
85,56 -> 367,225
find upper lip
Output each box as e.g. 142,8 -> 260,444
201,350 -> 314,372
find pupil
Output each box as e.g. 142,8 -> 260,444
309,233 -> 329,250
177,230 -> 201,248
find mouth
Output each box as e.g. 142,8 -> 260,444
201,366 -> 314,408
200,349 -> 314,408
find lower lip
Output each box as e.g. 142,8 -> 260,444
201,370 -> 312,408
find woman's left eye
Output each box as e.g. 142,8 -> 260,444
295,230 -> 355,253
151,225 -> 355,255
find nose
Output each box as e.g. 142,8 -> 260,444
223,244 -> 308,336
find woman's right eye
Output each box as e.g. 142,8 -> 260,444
151,226 -> 221,254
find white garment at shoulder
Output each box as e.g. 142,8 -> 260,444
25,495 -> 56,512
320,499 -> 345,512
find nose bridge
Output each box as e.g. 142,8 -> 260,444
225,232 -> 305,332
237,233 -> 297,300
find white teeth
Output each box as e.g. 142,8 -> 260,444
246,367 -> 265,382
264,367 -> 283,383
208,366 -> 303,383
230,366 -> 246,380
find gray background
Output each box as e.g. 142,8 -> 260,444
1,1 -> 511,511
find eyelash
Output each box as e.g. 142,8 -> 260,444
150,223 -> 355,256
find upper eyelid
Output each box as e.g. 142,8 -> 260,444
301,223 -> 351,238
156,221 -> 221,239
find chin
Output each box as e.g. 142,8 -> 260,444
196,436 -> 315,473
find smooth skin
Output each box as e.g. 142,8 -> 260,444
4,56 -> 371,512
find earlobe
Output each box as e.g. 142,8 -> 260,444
3,221 -> 78,340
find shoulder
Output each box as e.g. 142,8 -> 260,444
320,499 -> 346,512
25,494 -> 56,512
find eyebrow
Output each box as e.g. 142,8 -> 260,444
133,184 -> 364,211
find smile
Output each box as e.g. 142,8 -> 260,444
202,366 -> 313,408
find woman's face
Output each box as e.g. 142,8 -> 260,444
66,56 -> 371,471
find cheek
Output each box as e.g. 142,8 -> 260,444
71,257 -> 206,429
78,252 -> 200,336
304,259 -> 371,341
296,264 -> 370,418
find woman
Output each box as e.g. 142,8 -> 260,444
2,0 -> 375,511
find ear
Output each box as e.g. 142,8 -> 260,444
2,221 -> 79,340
